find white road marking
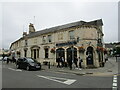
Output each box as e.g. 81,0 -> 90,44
113,77 -> 117,80
113,83 -> 117,87
8,68 -> 22,72
112,75 -> 117,90
113,79 -> 117,83
63,80 -> 76,85
37,75 -> 76,85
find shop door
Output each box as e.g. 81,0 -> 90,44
86,46 -> 93,65
67,47 -> 77,62
56,48 -> 65,60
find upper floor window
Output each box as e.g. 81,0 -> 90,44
34,38 -> 37,44
58,33 -> 63,40
69,30 -> 74,40
25,40 -> 28,46
42,36 -> 46,43
48,35 -> 52,42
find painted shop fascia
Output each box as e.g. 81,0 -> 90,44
10,19 -> 105,68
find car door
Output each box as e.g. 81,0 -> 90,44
18,58 -> 24,68
22,58 -> 28,69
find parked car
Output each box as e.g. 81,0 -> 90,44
16,57 -> 41,71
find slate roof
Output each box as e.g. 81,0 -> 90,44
10,19 -> 103,49
26,19 -> 103,38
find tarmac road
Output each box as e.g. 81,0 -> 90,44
2,62 -> 115,89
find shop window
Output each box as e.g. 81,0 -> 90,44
45,48 -> 49,58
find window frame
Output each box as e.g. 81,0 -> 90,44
69,30 -> 75,40
45,48 -> 49,58
48,35 -> 52,43
42,36 -> 46,43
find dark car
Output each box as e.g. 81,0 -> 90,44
16,57 -> 41,71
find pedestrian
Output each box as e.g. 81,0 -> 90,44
78,57 -> 83,70
61,57 -> 65,67
12,56 -> 16,63
56,56 -> 61,68
104,54 -> 108,62
74,57 -> 78,69
2,53 -> 5,61
68,55 -> 72,70
6,57 -> 9,64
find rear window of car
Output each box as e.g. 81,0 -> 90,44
26,58 -> 35,63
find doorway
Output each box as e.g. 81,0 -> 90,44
56,48 -> 65,60
67,47 -> 77,62
86,46 -> 94,65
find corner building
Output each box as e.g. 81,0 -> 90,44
10,19 -> 105,68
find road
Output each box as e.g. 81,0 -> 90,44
1,61 -> 116,89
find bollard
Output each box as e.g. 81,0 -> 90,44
48,62 -> 50,69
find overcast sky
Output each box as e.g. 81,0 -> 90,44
1,1 -> 118,49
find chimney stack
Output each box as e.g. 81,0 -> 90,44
23,32 -> 27,37
29,23 -> 35,34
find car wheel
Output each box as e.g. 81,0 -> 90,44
16,64 -> 19,69
26,66 -> 30,71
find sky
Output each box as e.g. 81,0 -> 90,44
0,0 -> 119,49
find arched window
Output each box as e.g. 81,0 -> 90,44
56,48 -> 65,60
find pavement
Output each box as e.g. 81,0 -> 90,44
41,57 -> 118,76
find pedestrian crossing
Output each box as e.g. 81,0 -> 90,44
112,75 -> 118,90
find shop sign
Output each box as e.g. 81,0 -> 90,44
56,40 -> 77,47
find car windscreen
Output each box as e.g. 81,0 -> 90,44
26,58 -> 35,63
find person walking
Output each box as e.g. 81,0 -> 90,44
61,57 -> 65,67
56,56 -> 61,68
104,54 -> 108,62
12,56 -> 16,63
6,57 -> 9,64
78,57 -> 83,70
74,57 -> 78,69
68,55 -> 72,70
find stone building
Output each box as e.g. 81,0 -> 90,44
10,19 -> 104,68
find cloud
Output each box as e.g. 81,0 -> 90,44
1,2 -> 118,49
